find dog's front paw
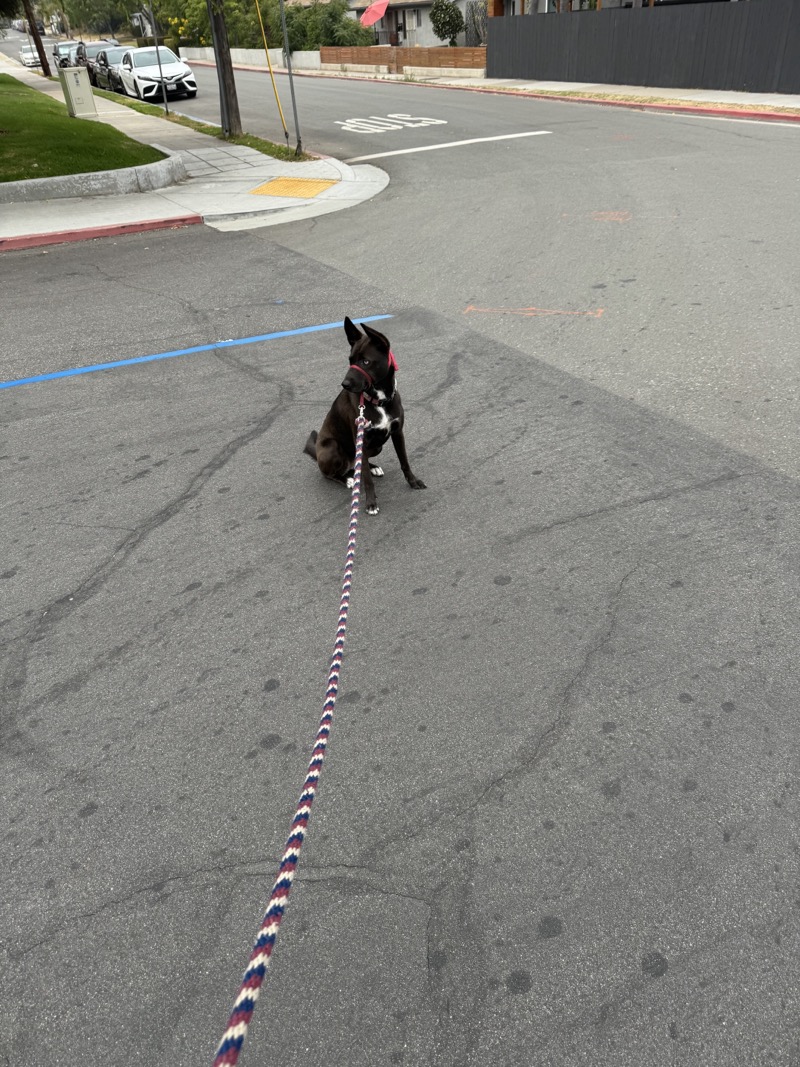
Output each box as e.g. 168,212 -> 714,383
369,465 -> 384,478
366,504 -> 380,516
346,476 -> 355,489
408,477 -> 426,490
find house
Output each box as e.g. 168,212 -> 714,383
350,0 -> 474,47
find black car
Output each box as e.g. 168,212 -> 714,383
93,46 -> 127,92
75,38 -> 119,84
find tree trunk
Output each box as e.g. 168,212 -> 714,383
22,0 -> 51,76
206,0 -> 242,138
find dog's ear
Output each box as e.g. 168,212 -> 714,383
344,317 -> 363,347
362,322 -> 391,352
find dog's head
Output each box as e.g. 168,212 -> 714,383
341,317 -> 395,396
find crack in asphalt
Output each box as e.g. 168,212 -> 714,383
11,567 -> 259,737
355,565 -> 641,874
0,380 -> 293,756
502,469 -> 748,543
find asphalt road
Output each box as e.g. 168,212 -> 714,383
2,56 -> 800,1067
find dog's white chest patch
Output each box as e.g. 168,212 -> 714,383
368,405 -> 396,432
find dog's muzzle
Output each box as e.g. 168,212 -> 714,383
342,364 -> 373,394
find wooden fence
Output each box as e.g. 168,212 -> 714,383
320,46 -> 487,73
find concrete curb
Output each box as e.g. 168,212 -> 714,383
429,85 -> 800,124
312,73 -> 800,124
0,154 -> 189,205
0,214 -> 203,252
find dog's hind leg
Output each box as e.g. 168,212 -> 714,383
303,430 -> 318,459
317,441 -> 353,486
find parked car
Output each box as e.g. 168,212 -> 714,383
75,38 -> 119,84
93,46 -> 128,92
19,44 -> 41,67
53,40 -> 79,67
117,46 -> 197,101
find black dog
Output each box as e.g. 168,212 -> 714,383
303,317 -> 426,515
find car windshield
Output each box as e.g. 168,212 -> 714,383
103,48 -> 126,64
133,47 -> 179,68
56,42 -> 77,53
85,43 -> 107,57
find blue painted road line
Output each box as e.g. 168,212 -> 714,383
0,317 -> 393,391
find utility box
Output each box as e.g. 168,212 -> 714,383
57,66 -> 97,118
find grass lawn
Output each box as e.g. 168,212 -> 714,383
91,86 -> 308,162
0,74 -> 165,184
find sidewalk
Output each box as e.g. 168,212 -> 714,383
420,75 -> 800,122
0,57 -> 388,252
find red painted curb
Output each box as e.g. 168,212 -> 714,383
191,59 -> 800,124
0,214 -> 204,252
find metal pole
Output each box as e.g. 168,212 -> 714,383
147,2 -> 169,114
278,0 -> 302,155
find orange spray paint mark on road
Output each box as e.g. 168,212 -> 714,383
591,210 -> 633,223
464,305 -> 605,319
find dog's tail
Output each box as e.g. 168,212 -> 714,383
303,430 -> 318,460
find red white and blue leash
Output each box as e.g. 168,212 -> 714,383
213,402 -> 367,1066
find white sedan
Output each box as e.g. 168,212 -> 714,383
19,44 -> 42,67
117,47 -> 197,101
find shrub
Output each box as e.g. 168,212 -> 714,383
429,0 -> 464,46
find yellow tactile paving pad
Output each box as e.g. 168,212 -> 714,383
250,177 -> 339,198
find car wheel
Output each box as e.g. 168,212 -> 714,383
135,81 -> 142,99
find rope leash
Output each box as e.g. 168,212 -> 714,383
213,402 -> 367,1067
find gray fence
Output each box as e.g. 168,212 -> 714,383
487,0 -> 800,93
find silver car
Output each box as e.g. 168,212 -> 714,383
19,44 -> 42,67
